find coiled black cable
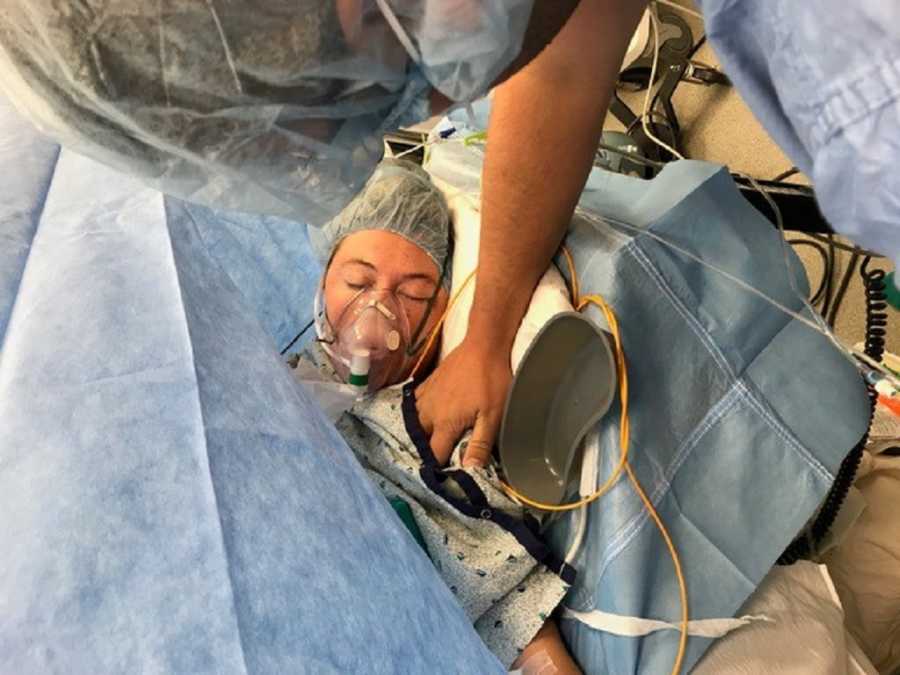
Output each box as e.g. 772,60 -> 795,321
777,258 -> 887,565
860,257 -> 888,365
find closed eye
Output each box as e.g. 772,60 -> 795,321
398,278 -> 437,302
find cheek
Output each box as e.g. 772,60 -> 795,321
323,275 -> 353,326
403,302 -> 429,336
414,292 -> 449,341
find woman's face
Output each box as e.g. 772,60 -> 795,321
323,229 -> 449,382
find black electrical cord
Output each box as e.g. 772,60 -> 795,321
687,34 -> 707,59
772,167 -> 800,182
786,239 -> 830,306
777,257 -> 888,565
811,259 -> 887,542
650,29 -> 714,116
622,23 -> 697,160
805,231 -> 882,258
820,235 -> 837,319
826,251 -> 860,328
617,21 -> 711,164
280,318 -> 315,356
595,142 -> 666,170
860,257 -> 888,365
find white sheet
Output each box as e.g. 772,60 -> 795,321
824,449 -> 900,674
693,562 -> 877,675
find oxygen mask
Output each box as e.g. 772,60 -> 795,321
316,286 -> 425,393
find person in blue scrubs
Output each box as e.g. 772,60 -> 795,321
1,0 -> 897,464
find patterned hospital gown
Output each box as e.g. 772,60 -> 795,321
291,345 -> 570,667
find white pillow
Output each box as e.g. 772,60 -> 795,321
429,173 -> 573,373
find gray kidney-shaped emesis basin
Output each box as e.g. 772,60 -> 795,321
499,312 -> 617,506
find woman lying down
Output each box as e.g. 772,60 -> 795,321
289,159 -> 580,674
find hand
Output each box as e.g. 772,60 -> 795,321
414,337 -> 512,467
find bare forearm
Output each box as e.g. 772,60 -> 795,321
512,619 -> 581,674
468,0 -> 646,349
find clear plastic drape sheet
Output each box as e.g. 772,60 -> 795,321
0,0 -> 531,227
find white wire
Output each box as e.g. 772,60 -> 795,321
392,138 -> 432,160
565,508 -> 588,565
574,205 -> 900,389
389,115 -> 492,162
643,4 -> 685,160
391,132 -> 469,161
204,0 -> 244,95
574,206 -> 828,335
654,0 -> 704,20
734,172 -> 900,388
373,0 -> 422,63
737,172 -> 834,340
565,431 -> 601,565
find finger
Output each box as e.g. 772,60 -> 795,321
430,426 -> 459,466
462,414 -> 500,468
415,397 -> 434,437
414,372 -> 431,399
462,439 -> 492,468
414,380 -> 435,435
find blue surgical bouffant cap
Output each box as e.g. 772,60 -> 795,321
312,158 -> 452,288
0,0 -> 533,226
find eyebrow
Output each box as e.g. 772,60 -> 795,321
343,258 -> 377,271
343,258 -> 438,285
400,272 -> 438,284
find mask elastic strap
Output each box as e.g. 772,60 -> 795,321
312,281 -> 336,346
313,290 -> 345,367
374,0 -> 423,63
407,253 -> 451,355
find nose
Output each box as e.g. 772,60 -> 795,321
371,299 -> 398,322
351,305 -> 402,353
